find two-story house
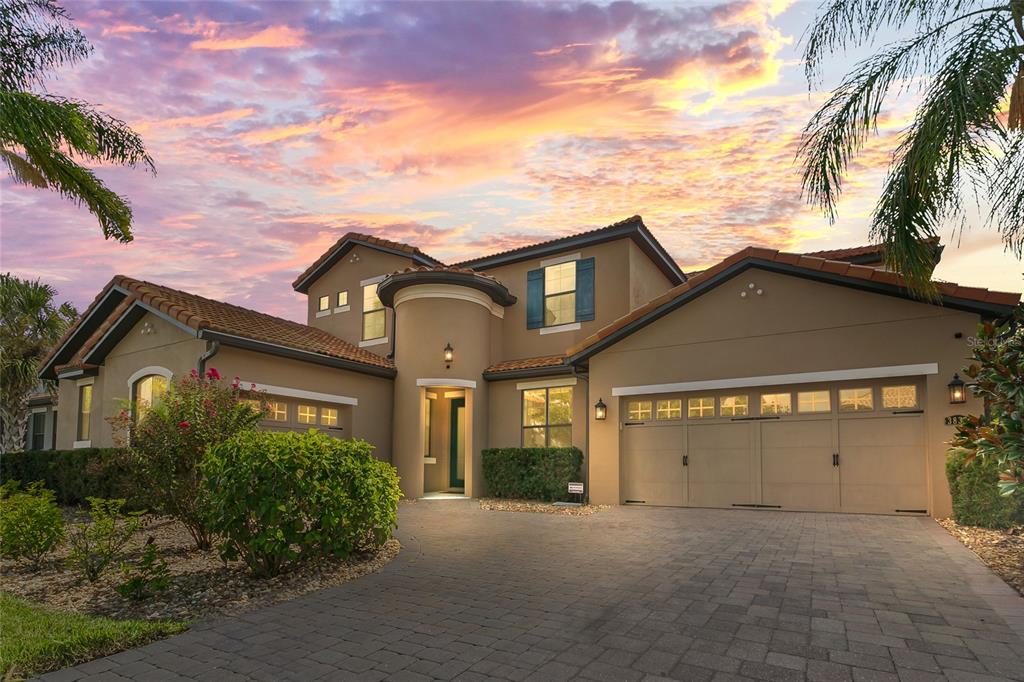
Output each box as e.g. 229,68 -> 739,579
39,216 -> 1020,517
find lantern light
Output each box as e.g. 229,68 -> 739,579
948,373 -> 966,404
594,398 -> 607,421
443,342 -> 454,368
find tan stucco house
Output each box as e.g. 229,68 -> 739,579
39,216 -> 1020,518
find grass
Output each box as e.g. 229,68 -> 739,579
0,592 -> 187,678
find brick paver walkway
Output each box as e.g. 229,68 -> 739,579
41,502 -> 1024,681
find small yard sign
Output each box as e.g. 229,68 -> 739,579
568,482 -> 584,495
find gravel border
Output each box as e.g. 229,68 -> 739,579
478,498 -> 608,515
937,518 -> 1024,596
0,514 -> 400,623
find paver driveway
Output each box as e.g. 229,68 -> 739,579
43,502 -> 1024,682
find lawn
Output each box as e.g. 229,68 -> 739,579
0,592 -> 187,678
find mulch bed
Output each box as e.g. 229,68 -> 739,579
938,518 -> 1024,596
478,498 -> 607,516
0,513 -> 400,622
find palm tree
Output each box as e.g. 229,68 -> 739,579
0,274 -> 77,453
799,1 -> 1024,293
0,0 -> 153,242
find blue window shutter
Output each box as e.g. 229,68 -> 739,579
576,257 -> 595,322
526,268 -> 544,329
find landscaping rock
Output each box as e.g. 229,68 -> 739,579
938,518 -> 1023,596
477,498 -> 607,516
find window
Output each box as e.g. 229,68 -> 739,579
132,374 -> 168,421
337,291 -> 348,307
523,386 -> 572,447
321,407 -> 338,427
362,283 -> 385,340
423,399 -> 432,456
30,412 -> 46,450
687,397 -> 715,418
656,399 -> 681,420
839,387 -> 873,412
798,390 -> 831,413
626,400 -> 652,421
760,393 -> 792,415
318,295 -> 330,312
720,395 -> 748,417
882,385 -> 917,409
267,400 -> 288,421
77,384 -> 92,441
543,262 -> 576,326
298,405 -> 316,424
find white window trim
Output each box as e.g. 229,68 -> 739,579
359,337 -> 389,348
333,305 -> 351,313
360,274 -> 387,287
30,406 -> 48,414
516,377 -> 577,391
539,322 -> 581,335
611,363 -> 939,397
127,366 -> 172,388
539,252 -> 581,267
73,440 -> 91,449
240,381 -> 358,406
417,378 -> 477,389
315,310 -> 331,318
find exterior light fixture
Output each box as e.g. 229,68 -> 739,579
948,373 -> 966,404
443,342 -> 454,368
594,398 -> 607,421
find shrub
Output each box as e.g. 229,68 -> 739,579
108,368 -> 265,549
202,430 -> 401,577
0,448 -> 138,508
66,498 -> 142,582
0,482 -> 64,568
482,447 -> 583,502
947,449 -> 1024,528
116,540 -> 171,601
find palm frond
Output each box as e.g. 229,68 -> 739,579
0,0 -> 91,91
0,146 -> 45,186
988,133 -> 1024,255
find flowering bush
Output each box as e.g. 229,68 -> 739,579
108,368 -> 265,549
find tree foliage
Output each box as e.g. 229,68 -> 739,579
800,0 -> 1024,293
0,0 -> 153,241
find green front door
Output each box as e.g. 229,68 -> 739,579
449,397 -> 465,488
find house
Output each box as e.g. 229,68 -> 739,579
39,216 -> 1020,517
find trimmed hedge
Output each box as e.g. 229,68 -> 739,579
0,449 -> 139,508
946,449 -> 1024,529
482,447 -> 583,502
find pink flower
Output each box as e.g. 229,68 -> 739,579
250,383 -> 257,390
178,421 -> 191,429
190,369 -> 199,378
206,367 -> 221,380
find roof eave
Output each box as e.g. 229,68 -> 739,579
199,330 -> 397,378
293,239 -> 440,293
38,286 -> 129,380
482,363 -> 573,381
378,270 -> 518,307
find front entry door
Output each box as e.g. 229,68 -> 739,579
449,398 -> 465,488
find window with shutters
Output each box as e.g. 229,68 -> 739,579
526,257 -> 595,329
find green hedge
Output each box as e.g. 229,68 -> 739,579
946,449 -> 1024,529
0,449 -> 139,508
482,447 -> 583,502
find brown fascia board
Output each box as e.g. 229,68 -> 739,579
293,238 -> 441,293
482,363 -> 574,381
566,258 -> 1020,365
38,286 -> 130,380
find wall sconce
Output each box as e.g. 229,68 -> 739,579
948,373 -> 966,404
443,342 -> 454,368
594,398 -> 607,421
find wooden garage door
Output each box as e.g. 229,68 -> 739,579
839,415 -> 927,513
688,422 -> 756,508
761,419 -> 836,511
621,423 -> 686,506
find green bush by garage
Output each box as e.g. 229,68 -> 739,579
946,450 -> 1024,529
482,447 -> 583,502
0,449 -> 140,508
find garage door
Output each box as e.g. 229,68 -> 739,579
619,379 -> 928,514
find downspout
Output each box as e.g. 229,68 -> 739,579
197,340 -> 220,376
575,366 -> 590,505
387,305 -> 398,361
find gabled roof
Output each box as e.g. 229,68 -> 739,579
566,246 -> 1021,363
40,276 -> 396,380
293,232 -> 443,293
453,216 -> 686,286
804,236 -> 943,267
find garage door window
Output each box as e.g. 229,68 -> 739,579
523,386 -> 572,447
626,400 -> 652,421
797,390 -> 831,413
882,385 -> 917,409
268,400 -> 288,421
720,395 -> 748,417
656,399 -> 681,420
298,405 -> 317,424
687,397 -> 715,418
321,407 -> 338,426
761,393 -> 792,415
839,388 -> 873,412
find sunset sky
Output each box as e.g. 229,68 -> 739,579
2,0 -> 1021,321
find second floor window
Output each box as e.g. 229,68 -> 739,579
544,262 -> 576,326
362,283 -> 385,340
526,257 -> 595,330
337,290 -> 348,307
318,295 -> 330,312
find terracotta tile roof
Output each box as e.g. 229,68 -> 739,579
804,236 -> 941,262
484,355 -> 568,375
292,232 -> 442,291
566,246 -> 1021,358
45,276 -> 394,375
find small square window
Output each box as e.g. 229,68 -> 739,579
798,390 -> 831,413
321,407 -> 338,426
298,405 -> 317,424
687,397 -> 715,418
268,401 -> 288,421
627,400 -> 652,421
882,385 -> 917,409
656,399 -> 681,420
760,393 -> 792,415
242,399 -> 263,417
839,388 -> 873,412
317,295 -> 330,311
337,291 -> 348,307
720,395 -> 748,417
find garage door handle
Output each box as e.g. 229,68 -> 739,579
682,455 -> 689,466
832,453 -> 839,467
